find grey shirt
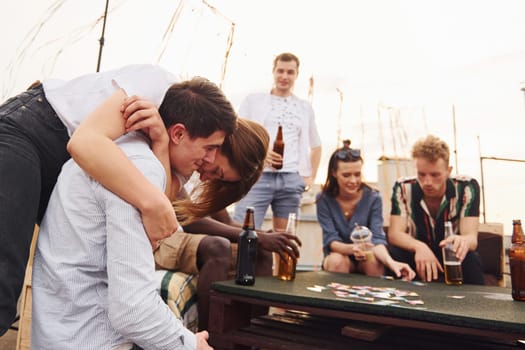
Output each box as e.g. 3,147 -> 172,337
31,132 -> 196,350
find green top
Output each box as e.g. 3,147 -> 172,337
212,271 -> 525,335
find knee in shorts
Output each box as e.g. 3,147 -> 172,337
198,236 -> 231,262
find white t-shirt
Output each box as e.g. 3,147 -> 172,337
42,64 -> 178,136
238,92 -> 321,176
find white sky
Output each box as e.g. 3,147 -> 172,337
1,0 -> 525,232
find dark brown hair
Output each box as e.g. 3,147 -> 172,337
159,76 -> 237,138
320,146 -> 371,198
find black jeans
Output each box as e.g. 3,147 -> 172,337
0,84 -> 70,333
387,244 -> 485,285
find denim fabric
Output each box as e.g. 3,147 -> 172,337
233,172 -> 305,229
0,84 -> 70,332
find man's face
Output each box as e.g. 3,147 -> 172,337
414,157 -> 451,199
198,152 -> 241,182
169,128 -> 226,178
272,60 -> 298,95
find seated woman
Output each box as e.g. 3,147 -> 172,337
316,141 -> 415,280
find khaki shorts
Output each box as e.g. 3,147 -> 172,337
154,232 -> 206,275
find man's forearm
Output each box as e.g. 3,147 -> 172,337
389,231 -> 425,253
183,216 -> 241,242
210,208 -> 242,228
309,146 -> 322,181
459,216 -> 479,251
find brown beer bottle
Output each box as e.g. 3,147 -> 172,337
509,219 -> 525,301
272,124 -> 285,170
235,207 -> 258,285
442,221 -> 463,285
277,212 -> 297,281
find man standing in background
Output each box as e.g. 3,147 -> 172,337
233,52 -> 322,231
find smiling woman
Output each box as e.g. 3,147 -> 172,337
316,141 -> 416,280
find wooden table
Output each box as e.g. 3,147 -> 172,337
209,271 -> 525,350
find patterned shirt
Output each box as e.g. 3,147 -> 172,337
390,175 -> 480,253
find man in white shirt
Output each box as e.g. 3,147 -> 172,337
233,52 -> 322,231
32,77 -> 236,349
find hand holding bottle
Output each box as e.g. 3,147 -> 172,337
265,149 -> 284,169
439,234 -> 469,261
440,221 -> 463,285
277,213 -> 298,281
270,124 -> 284,169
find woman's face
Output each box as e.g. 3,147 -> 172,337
332,160 -> 363,196
197,151 -> 241,182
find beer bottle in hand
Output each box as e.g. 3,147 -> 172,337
272,124 -> 285,170
510,219 -> 525,301
235,207 -> 258,285
277,212 -> 297,281
442,221 -> 463,285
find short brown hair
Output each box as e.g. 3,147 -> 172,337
411,135 -> 450,164
159,77 -> 237,138
273,52 -> 300,72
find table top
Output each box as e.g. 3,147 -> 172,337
212,271 -> 525,335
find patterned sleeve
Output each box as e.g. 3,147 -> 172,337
460,178 -> 480,217
390,180 -> 406,216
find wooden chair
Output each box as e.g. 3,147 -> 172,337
16,226 -> 38,350
477,223 -> 505,287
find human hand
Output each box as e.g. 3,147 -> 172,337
257,230 -> 302,261
413,244 -> 443,282
439,234 -> 468,261
354,242 -> 374,261
120,95 -> 168,146
140,194 -> 179,249
195,330 -> 213,350
302,176 -> 313,191
352,244 -> 368,261
265,149 -> 283,170
388,261 -> 416,281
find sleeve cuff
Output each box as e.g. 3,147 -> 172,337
180,327 -> 197,350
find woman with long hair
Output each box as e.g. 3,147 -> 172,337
316,141 -> 415,280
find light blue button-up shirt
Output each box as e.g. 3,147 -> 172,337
31,133 -> 196,350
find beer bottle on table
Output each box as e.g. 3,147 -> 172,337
442,221 -> 463,285
235,207 -> 258,286
510,219 -> 525,301
272,124 -> 285,170
277,212 -> 298,281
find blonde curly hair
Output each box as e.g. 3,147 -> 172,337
411,134 -> 450,164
